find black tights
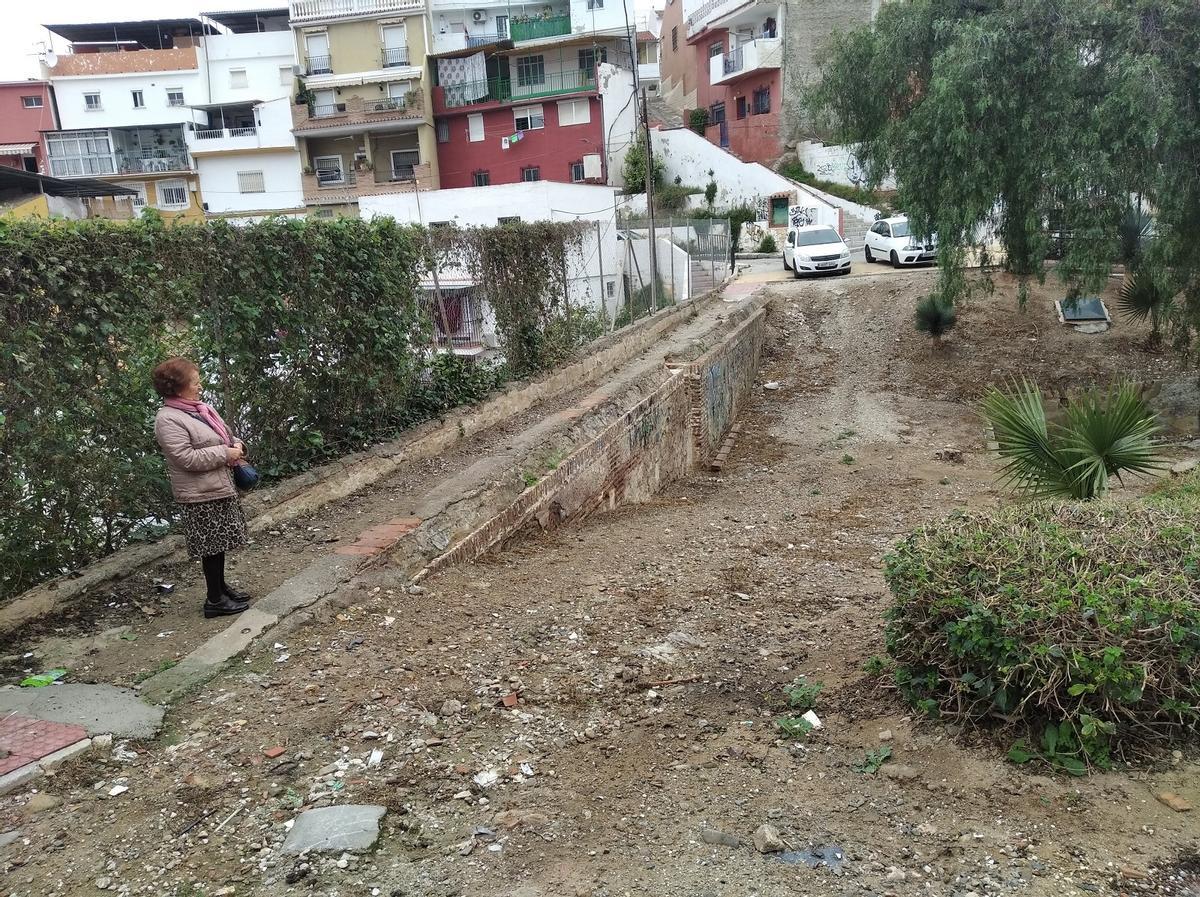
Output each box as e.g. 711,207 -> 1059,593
200,553 -> 225,602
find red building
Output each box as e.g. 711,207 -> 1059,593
0,81 -> 57,174
659,0 -> 782,165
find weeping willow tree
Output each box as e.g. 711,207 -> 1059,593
806,0 -> 1200,351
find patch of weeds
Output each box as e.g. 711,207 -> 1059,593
777,715 -> 815,739
854,745 -> 893,775
1007,720 -> 1111,777
520,470 -> 539,488
133,658 -> 178,685
863,655 -> 892,677
809,488 -> 821,496
840,454 -> 855,465
543,448 -> 569,471
784,676 -> 823,712
836,429 -> 857,441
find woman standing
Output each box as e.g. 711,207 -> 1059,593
152,357 -> 252,618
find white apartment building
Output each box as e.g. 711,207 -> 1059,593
41,13 -> 303,221
191,8 -> 304,218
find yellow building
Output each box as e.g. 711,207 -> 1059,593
0,165 -> 139,220
289,0 -> 440,216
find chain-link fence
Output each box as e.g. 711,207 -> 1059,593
617,217 -> 731,328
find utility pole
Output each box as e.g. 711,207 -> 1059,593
595,219 -> 608,330
641,86 -> 659,314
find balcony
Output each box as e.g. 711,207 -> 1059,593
292,93 -> 424,133
432,29 -> 513,55
382,46 -> 410,68
433,69 -> 596,112
47,46 -> 199,77
186,126 -> 263,154
306,54 -> 333,75
709,36 -> 781,85
509,15 -> 571,42
289,0 -> 425,24
49,152 -> 192,179
302,161 -> 433,204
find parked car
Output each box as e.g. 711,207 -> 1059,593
783,225 -> 852,277
864,215 -> 937,266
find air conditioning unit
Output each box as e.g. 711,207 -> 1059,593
292,64 -> 302,76
472,9 -> 488,22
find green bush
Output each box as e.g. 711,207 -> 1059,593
0,215 -> 583,601
688,108 -> 710,135
777,160 -> 892,212
757,233 -> 777,254
884,485 -> 1200,770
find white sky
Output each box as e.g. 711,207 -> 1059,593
0,0 -> 661,82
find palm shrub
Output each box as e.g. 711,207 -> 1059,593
913,294 -> 957,347
981,380 -> 1161,500
1118,269 -> 1176,346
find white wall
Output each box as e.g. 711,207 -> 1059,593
196,149 -> 304,214
796,140 -> 895,192
360,181 -> 626,318
46,195 -> 88,219
651,125 -> 841,230
598,63 -> 637,188
52,71 -> 208,130
570,0 -> 633,35
204,31 -> 297,106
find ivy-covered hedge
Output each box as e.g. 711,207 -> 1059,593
884,480 -> 1200,772
0,214 -> 585,601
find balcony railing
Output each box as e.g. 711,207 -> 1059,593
290,0 -> 424,22
365,97 -> 408,113
509,15 -> 570,42
381,46 -> 410,67
306,55 -> 333,75
230,126 -> 257,138
194,128 -> 224,140
439,69 -> 596,109
467,31 -> 508,47
315,167 -> 356,187
311,102 -> 347,118
194,126 -> 258,140
723,46 -> 743,74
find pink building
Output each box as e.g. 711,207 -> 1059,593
0,81 -> 57,173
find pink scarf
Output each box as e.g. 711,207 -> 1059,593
164,397 -> 233,446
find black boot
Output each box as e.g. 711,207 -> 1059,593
223,582 -> 253,602
204,593 -> 249,619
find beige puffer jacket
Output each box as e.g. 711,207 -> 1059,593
154,406 -> 236,504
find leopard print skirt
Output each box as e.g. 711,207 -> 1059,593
179,497 -> 247,560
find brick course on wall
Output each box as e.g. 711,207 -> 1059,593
417,302 -> 767,579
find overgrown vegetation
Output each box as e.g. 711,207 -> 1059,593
621,131 -> 665,193
0,214 -> 585,601
757,233 -> 777,254
688,107 -> 709,135
806,0 -> 1200,347
981,380 -> 1161,500
777,160 -> 890,212
885,479 -> 1200,770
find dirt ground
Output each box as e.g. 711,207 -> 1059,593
2,267 -> 1199,897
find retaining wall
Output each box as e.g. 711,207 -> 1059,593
417,301 -> 768,578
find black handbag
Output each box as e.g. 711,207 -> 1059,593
232,463 -> 260,491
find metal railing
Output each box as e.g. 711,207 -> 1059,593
195,127 -> 258,140
466,31 -> 508,47
194,128 -> 224,140
390,165 -> 417,181
509,15 -> 570,41
723,46 -> 743,74
426,291 -> 486,350
290,0 -> 423,22
311,102 -> 347,118
381,46 -> 409,67
306,54 -> 333,75
230,126 -> 257,137
120,154 -> 191,174
315,167 -> 356,187
365,97 -> 407,113
441,69 -> 595,109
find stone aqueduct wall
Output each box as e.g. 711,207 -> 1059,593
417,304 -> 767,579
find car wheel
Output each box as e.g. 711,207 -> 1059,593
864,245 -> 874,263
890,250 -> 900,267
792,262 -> 801,279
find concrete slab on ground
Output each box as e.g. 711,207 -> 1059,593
282,805 -> 387,854
0,685 -> 162,738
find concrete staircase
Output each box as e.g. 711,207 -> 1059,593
647,93 -> 683,130
689,258 -> 721,296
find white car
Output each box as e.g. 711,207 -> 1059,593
783,225 -> 852,277
864,215 -> 937,266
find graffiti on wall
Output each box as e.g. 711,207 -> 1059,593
753,196 -> 770,223
789,206 -> 817,228
814,148 -> 866,187
740,220 -> 771,251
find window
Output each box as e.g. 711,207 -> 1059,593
84,93 -> 102,111
513,104 -> 544,131
311,88 -> 338,117
752,87 -> 770,115
126,181 -> 148,209
606,280 -> 615,297
467,112 -> 484,142
166,89 -> 185,107
578,47 -> 607,72
313,208 -> 334,219
671,26 -> 678,52
736,96 -> 747,119
280,65 -> 294,86
21,95 -> 43,108
230,68 -> 249,89
709,101 -> 725,124
131,90 -> 145,109
586,0 -> 604,8
557,98 -> 590,126
156,178 -> 189,209
390,149 -> 419,181
497,215 -> 520,224
709,42 -> 723,58
436,119 -> 450,143
521,166 -> 540,182
515,55 -> 545,88
313,154 -> 344,185
381,24 -> 407,67
46,129 -> 114,177
770,196 -> 788,226
570,161 -> 585,182
237,170 -> 265,194
473,170 -> 490,187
